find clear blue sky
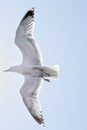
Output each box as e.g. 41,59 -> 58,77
0,0 -> 87,130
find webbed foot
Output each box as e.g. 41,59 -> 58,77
43,78 -> 50,82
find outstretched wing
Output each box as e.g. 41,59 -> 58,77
15,7 -> 43,65
20,76 -> 45,126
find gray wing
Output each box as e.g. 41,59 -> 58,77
20,76 -> 45,126
15,7 -> 43,65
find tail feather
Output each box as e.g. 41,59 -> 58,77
41,65 -> 60,79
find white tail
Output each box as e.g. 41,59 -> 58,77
41,65 -> 60,79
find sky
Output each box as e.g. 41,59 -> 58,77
0,0 -> 87,130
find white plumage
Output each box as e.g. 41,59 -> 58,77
5,7 -> 59,126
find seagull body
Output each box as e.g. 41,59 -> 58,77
5,8 -> 59,126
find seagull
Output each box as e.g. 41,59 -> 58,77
5,7 -> 59,127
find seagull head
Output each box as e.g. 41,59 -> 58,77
4,67 -> 13,72
4,66 -> 17,73
4,65 -> 22,74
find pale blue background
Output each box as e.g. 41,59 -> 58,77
0,0 -> 87,130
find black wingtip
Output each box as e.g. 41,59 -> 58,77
32,114 -> 45,127
21,7 -> 35,23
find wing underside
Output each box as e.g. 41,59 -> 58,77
20,76 -> 44,126
23,96 -> 45,126
15,7 -> 43,65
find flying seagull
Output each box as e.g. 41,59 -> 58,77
5,7 -> 59,127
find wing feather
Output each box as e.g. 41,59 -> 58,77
20,76 -> 44,126
15,7 -> 43,65
23,96 -> 45,126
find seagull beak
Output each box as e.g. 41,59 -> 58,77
4,69 -> 9,72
